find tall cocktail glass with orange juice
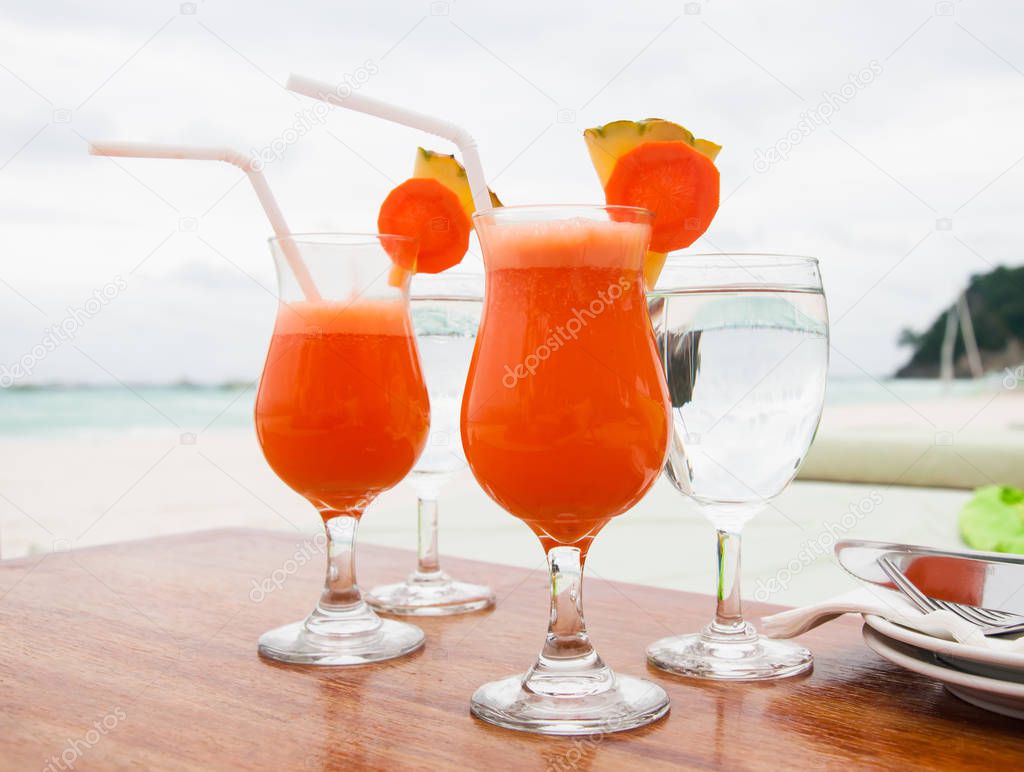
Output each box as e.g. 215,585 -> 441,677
462,206 -> 671,735
255,234 -> 430,666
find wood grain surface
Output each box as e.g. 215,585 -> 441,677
1,528 -> 1021,770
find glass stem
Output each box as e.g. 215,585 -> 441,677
415,496 -> 442,577
522,545 -> 613,696
708,528 -> 752,639
306,513 -> 381,637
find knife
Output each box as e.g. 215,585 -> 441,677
835,539 -> 1024,616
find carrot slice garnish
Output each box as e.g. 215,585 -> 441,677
378,177 -> 472,274
604,140 -> 720,253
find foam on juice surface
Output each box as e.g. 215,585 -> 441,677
478,218 -> 650,271
273,298 -> 410,336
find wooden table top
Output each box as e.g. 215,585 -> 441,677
1,529 -> 1021,770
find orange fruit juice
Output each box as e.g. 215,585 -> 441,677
462,217 -> 670,550
256,299 -> 430,517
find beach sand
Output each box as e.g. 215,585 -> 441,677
3,390 -> 1020,607
821,384 -> 1024,433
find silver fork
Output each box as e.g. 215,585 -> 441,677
878,556 -> 1024,637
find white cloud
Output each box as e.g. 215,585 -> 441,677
0,0 -> 1022,382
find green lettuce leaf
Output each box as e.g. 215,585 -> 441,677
959,485 -> 1024,554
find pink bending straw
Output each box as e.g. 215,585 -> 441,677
88,141 -> 321,301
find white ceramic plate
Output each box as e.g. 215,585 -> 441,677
863,614 -> 1024,682
862,624 -> 1024,720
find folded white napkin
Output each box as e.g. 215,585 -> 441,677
761,587 -> 1024,652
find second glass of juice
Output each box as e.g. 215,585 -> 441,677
462,205 -> 671,735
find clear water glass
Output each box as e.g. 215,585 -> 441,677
646,253 -> 828,680
366,272 -> 495,615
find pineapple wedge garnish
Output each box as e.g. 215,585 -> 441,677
413,147 -> 502,217
584,119 -> 720,187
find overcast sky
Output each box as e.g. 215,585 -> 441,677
1,0 -> 1022,384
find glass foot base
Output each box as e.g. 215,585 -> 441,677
647,630 -> 813,681
470,673 -> 669,736
366,575 -> 495,616
258,618 -> 424,666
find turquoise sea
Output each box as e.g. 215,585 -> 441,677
0,377 -> 1002,436
0,384 -> 256,435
